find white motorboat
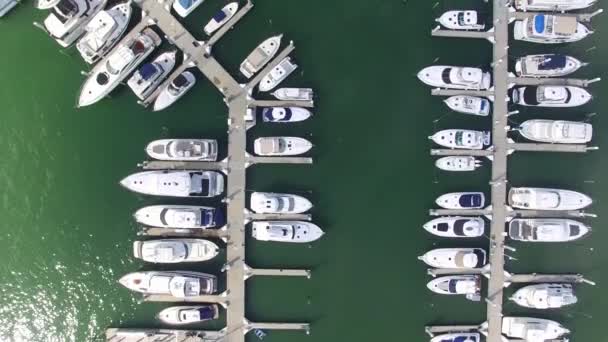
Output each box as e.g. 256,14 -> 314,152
271,88 -> 313,101
418,248 -> 487,269
430,333 -> 480,342
153,71 -> 196,111
427,275 -> 481,301
35,0 -> 59,9
429,129 -> 490,150
253,137 -> 312,156
119,271 -> 217,296
444,96 -> 490,116
120,170 -> 224,198
436,192 -> 485,209
0,0 -> 18,17
249,192 -> 312,214
515,54 -> 584,78
514,0 -> 596,12
203,2 -> 238,35
502,317 -> 570,342
134,205 -> 223,229
76,2 -> 132,64
417,66 -> 491,90
508,187 -> 592,210
436,10 -> 485,30
251,221 -> 324,243
157,305 -> 219,325
519,119 -> 592,144
423,217 -> 485,238
78,28 -> 161,107
435,156 -> 481,172
262,107 -> 311,123
133,239 -> 220,263
511,86 -> 592,107
146,139 -> 218,161
43,0 -> 107,47
258,57 -> 298,92
511,284 -> 577,309
172,0 -> 204,18
508,218 -> 590,242
240,35 -> 282,78
513,15 -> 592,44
128,51 -> 177,100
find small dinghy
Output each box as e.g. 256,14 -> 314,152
119,271 -> 217,296
133,239 -> 220,263
511,284 -> 577,309
435,156 -> 481,172
511,86 -> 592,107
250,192 -> 313,214
444,96 -> 490,116
262,107 -> 311,123
158,305 -> 219,325
430,333 -> 480,342
436,10 -> 485,30
519,120 -> 592,144
418,248 -> 487,269
240,35 -> 282,78
134,205 -> 223,229
508,218 -> 590,242
417,66 -> 491,90
172,0 -> 204,17
146,139 -> 218,161
153,71 -> 196,111
514,0 -> 596,12
514,15 -> 592,44
508,187 -> 592,211
204,2 -> 238,35
251,221 -> 324,243
128,51 -> 177,100
515,54 -> 584,78
258,57 -> 298,92
429,129 -> 491,150
120,170 -> 224,198
436,192 -> 485,209
502,317 -> 570,341
423,217 -> 485,238
253,137 -> 312,156
271,88 -> 313,101
43,0 -> 107,47
427,275 -> 481,301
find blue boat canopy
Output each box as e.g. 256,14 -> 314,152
448,279 -> 459,293
178,0 -> 193,9
139,63 -> 158,81
534,15 -> 545,33
212,9 -> 227,22
197,306 -> 216,320
459,194 -> 482,208
539,55 -> 567,70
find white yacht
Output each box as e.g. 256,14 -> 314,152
423,217 -> 484,238
134,205 -> 223,229
153,71 -> 196,111
76,2 -> 132,64
508,218 -> 590,242
120,170 -> 224,198
515,54 -> 584,78
435,156 -> 481,172
429,129 -> 491,150
146,139 -> 218,161
417,66 -> 491,90
240,35 -> 282,78
427,275 -> 481,301
430,333 -> 480,342
249,192 -> 312,214
78,28 -> 161,107
258,57 -> 298,92
43,0 -> 107,47
436,10 -> 485,30
128,51 -> 177,100
251,221 -> 324,243
157,305 -> 219,325
271,88 -> 313,101
502,317 -> 570,342
513,15 -> 592,44
444,96 -> 490,116
514,0 -> 596,12
508,187 -> 592,210
0,0 -> 18,17
133,239 -> 220,263
418,248 -> 487,269
511,284 -> 577,309
519,120 -> 592,144
262,107 -> 311,123
436,192 -> 485,209
203,2 -> 238,35
119,271 -> 217,296
172,0 -> 204,18
253,137 -> 312,156
511,86 -> 592,107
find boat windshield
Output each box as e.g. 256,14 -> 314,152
455,131 -> 478,147
213,9 -> 228,21
459,194 -> 482,208
168,74 -> 189,95
178,0 -> 194,9
538,55 -> 567,70
52,0 -> 78,22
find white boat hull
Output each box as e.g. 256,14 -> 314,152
203,2 -> 238,35
430,129 -> 490,150
128,51 -> 177,100
262,107 -> 312,123
133,239 -> 220,263
502,317 -> 570,341
119,271 -> 217,296
436,192 -> 485,209
418,248 -> 487,269
423,217 -> 485,238
436,10 -> 485,30
514,0 -> 596,12
508,187 -> 592,210
519,119 -> 592,144
435,156 -> 481,171
240,35 -> 282,78
508,218 -> 590,242
427,275 -> 481,297
158,305 -> 219,325
258,57 -> 298,92
134,205 -> 221,229
514,54 -> 584,78
43,0 -> 107,47
271,88 -> 313,101
146,139 -> 218,161
417,66 -> 491,90
251,221 -> 324,243
253,137 -> 312,156
512,284 -> 577,309
120,170 -> 225,198
444,96 -> 490,116
430,333 -> 480,342
513,17 -> 592,44
250,192 -> 313,214
153,71 -> 197,111
511,86 -> 592,107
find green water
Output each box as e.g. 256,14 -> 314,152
0,1 -> 607,341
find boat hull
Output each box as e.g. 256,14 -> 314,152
153,71 -> 197,111
250,192 -> 313,214
508,218 -> 590,242
435,156 -> 480,171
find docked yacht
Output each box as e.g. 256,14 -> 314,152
134,205 -> 223,229
430,129 -> 491,150
76,2 -> 132,64
133,239 -> 220,263
508,187 -> 592,210
172,0 -> 204,18
502,317 -> 570,341
153,71 -> 196,111
436,10 -> 485,30
146,139 -> 218,161
519,120 -> 592,144
427,275 -> 481,301
508,218 -> 590,242
128,51 -> 177,100
0,0 -> 18,17
251,221 -> 324,243
418,248 -> 487,269
271,88 -> 313,101
423,217 -> 485,238
436,192 -> 485,209
430,333 -> 480,342
119,271 -> 217,296
258,57 -> 298,92
262,107 -> 311,123
511,86 -> 592,107
203,2 -> 238,35
250,192 -> 313,214
120,170 -> 224,198
512,284 -> 577,309
43,0 -> 107,47
78,28 -> 161,107
515,54 -> 584,78
253,137 -> 312,156
240,35 -> 282,78
514,0 -> 596,12
417,66 -> 491,90
513,14 -> 592,44
444,96 -> 490,116
435,156 -> 482,172
158,305 -> 219,325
